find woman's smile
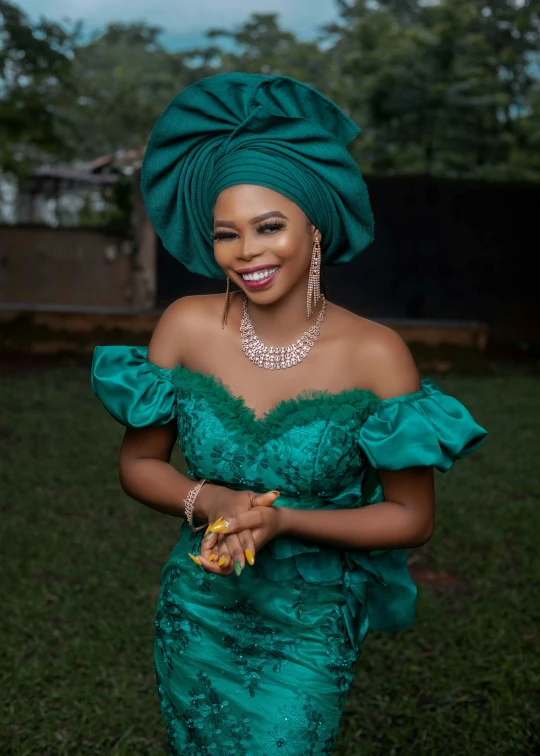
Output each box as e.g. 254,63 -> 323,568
237,265 -> 281,289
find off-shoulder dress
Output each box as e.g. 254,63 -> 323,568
91,345 -> 487,756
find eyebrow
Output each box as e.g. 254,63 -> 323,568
214,211 -> 289,228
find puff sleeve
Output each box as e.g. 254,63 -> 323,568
357,378 -> 487,472
91,345 -> 177,428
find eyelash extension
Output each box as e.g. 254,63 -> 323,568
213,231 -> 237,240
257,221 -> 286,233
213,221 -> 286,241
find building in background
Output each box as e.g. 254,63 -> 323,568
0,149 -> 157,310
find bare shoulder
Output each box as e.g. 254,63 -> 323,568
147,293 -> 223,369
328,303 -> 421,400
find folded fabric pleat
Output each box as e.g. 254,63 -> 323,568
91,345 -> 176,427
356,378 -> 488,472
254,472 -> 418,650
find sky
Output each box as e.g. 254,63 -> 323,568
20,0 -> 340,49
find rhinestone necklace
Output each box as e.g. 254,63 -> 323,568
240,293 -> 327,370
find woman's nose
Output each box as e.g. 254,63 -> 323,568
238,233 -> 264,260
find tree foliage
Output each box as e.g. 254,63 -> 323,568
0,0 -> 75,173
1,0 -> 539,181
325,0 -> 540,179
55,23 -> 210,159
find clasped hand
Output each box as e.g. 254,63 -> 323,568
188,486 -> 283,576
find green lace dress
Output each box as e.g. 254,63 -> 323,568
91,345 -> 487,756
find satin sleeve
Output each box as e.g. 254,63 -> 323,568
357,378 -> 487,472
91,345 -> 177,428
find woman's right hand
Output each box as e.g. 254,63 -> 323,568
191,484 -> 280,576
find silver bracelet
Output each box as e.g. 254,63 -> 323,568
183,478 -> 208,532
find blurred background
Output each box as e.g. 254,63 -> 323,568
1,1 -> 539,754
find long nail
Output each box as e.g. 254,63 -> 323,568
188,553 -> 202,566
204,531 -> 216,541
218,556 -> 227,567
208,553 -> 217,562
245,548 -> 255,566
234,560 -> 242,576
208,522 -> 229,534
205,517 -> 223,536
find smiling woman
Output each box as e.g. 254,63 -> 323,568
91,72 -> 487,756
213,202 -> 292,290
213,187 -> 323,313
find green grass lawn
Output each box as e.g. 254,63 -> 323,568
1,365 -> 538,755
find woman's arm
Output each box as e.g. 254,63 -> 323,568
276,466 -> 434,549
277,325 -> 435,550
118,423 -> 210,520
116,298 -> 208,519
116,298 -> 278,575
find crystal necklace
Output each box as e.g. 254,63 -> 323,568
240,293 -> 327,370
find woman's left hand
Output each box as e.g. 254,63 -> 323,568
198,506 -> 286,574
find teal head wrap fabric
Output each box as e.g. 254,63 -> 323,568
141,72 -> 374,280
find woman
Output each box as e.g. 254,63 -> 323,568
91,73 -> 487,755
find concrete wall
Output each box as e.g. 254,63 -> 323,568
0,226 -> 136,308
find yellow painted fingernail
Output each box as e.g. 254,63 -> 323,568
208,553 -> 217,562
188,553 -> 202,566
218,556 -> 227,566
209,522 -> 228,534
215,516 -> 224,524
245,548 -> 255,566
204,518 -> 220,536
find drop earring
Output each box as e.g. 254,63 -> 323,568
221,276 -> 231,329
307,237 -> 322,318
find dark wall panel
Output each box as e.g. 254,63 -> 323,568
156,176 -> 538,343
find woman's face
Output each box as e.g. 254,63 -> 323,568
213,184 -> 320,302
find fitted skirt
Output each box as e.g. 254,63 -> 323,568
154,524 -> 369,756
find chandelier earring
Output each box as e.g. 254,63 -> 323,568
221,275 -> 231,329
307,237 -> 322,318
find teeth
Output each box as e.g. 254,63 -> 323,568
242,266 -> 279,282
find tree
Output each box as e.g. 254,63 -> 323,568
324,0 -> 540,180
2,1 -> 539,184
56,23 -> 211,159
0,0 -> 75,174
185,14 -> 331,93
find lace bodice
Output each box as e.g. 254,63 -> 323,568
91,344 -> 488,646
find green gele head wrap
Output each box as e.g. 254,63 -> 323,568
141,72 -> 374,280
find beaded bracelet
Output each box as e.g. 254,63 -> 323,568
183,478 -> 208,532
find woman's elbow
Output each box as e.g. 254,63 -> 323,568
119,458 -> 138,496
410,517 -> 435,548
118,452 -> 151,496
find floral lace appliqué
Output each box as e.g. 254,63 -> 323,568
264,690 -> 337,756
155,568 -> 202,678
222,597 -> 298,698
157,670 -> 253,756
321,610 -> 357,709
290,577 -> 309,619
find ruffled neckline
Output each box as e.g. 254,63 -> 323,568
169,362 -> 381,436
